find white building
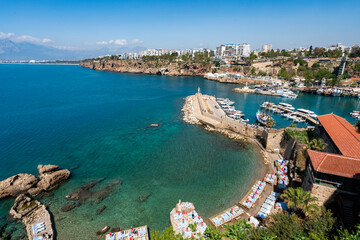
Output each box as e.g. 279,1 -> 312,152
215,43 -> 251,58
261,44 -> 272,53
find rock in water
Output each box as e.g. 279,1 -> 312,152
61,202 -> 76,212
37,164 -> 59,175
96,225 -> 110,235
0,165 -> 71,199
37,169 -> 70,191
96,205 -> 106,215
149,123 -> 159,127
65,178 -> 105,202
137,193 -> 152,203
0,174 -> 38,199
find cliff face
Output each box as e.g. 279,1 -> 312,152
80,60 -> 210,76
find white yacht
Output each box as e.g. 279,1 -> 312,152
278,102 -> 295,110
256,110 -> 272,126
297,109 -> 317,118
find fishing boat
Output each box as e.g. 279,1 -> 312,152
256,110 -> 272,126
332,88 -> 342,97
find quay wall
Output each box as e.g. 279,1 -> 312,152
193,93 -> 284,151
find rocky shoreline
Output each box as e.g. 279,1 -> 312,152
80,59 -> 210,76
0,164 -> 71,240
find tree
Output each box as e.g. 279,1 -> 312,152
223,220 -> 251,239
294,58 -> 306,66
307,139 -> 327,151
266,118 -> 276,128
311,62 -> 320,69
355,121 -> 360,132
150,226 -> 184,240
309,45 -> 313,55
315,69 -> 333,80
204,225 -> 223,240
266,212 -> 305,240
282,187 -> 319,216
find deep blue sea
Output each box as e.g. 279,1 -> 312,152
0,64 -> 359,239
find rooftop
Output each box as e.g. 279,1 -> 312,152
317,114 -> 360,158
307,149 -> 360,180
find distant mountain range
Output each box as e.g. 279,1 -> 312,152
0,38 -> 146,61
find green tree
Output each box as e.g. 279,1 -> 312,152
266,118 -> 276,128
266,212 -> 305,240
150,226 -> 184,240
355,121 -> 360,132
311,62 -> 320,69
223,220 -> 251,239
204,225 -> 223,240
282,187 -> 319,216
306,139 -> 327,151
304,208 -> 336,239
315,69 -> 333,80
294,58 -> 306,66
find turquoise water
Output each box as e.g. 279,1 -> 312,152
0,65 -> 264,239
0,65 -> 359,239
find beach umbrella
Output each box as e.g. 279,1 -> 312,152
246,198 -> 249,202
120,229 -> 122,234
260,182 -> 262,186
178,211 -> 180,215
182,219 -> 184,223
283,172 -> 286,175
201,221 -> 203,226
231,208 -> 233,213
262,178 -> 265,182
198,214 -> 201,219
131,227 -> 133,232
191,233 -> 193,238
255,191 -> 258,195
186,227 -> 189,231
109,231 -> 112,236
252,194 -> 255,198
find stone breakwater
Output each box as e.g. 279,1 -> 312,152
182,96 -> 201,125
204,75 -> 268,84
80,60 -> 210,76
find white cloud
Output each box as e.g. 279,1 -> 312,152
131,38 -> 144,44
96,41 -> 109,45
0,32 -> 52,44
0,32 -> 15,39
96,38 -> 143,46
115,39 -> 127,45
54,45 -> 81,50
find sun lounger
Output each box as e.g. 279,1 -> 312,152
212,217 -> 223,226
257,212 -> 267,219
33,237 -> 44,240
262,203 -> 272,211
260,207 -> 271,215
270,192 -> 280,198
265,198 -> 275,206
242,201 -> 252,208
106,234 -> 116,240
183,230 -> 192,238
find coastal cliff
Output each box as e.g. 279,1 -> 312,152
80,59 -> 211,76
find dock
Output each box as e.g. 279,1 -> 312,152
105,225 -> 149,240
273,104 -> 319,125
170,201 -> 207,239
209,205 -> 244,227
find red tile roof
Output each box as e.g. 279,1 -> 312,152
307,150 -> 360,180
318,114 -> 360,158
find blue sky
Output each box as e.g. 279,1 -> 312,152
0,0 -> 359,50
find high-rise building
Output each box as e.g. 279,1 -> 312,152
261,44 -> 272,53
215,43 -> 251,58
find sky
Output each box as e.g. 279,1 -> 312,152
1,0 -> 359,51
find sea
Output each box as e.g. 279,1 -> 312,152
0,64 -> 359,239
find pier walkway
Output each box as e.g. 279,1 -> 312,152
273,104 -> 319,125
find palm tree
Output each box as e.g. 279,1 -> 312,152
266,118 -> 276,128
282,187 -> 319,217
355,121 -> 360,132
306,139 -> 327,151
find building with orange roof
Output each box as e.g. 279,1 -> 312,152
317,114 -> 360,158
